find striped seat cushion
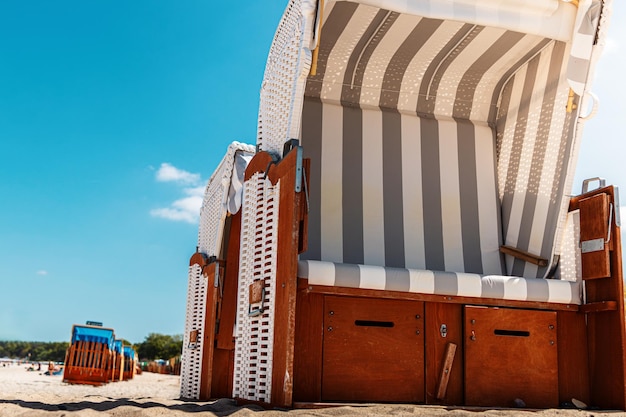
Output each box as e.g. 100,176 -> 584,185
298,260 -> 581,305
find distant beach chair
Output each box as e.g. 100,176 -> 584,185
109,339 -> 124,382
122,346 -> 137,381
63,325 -> 114,386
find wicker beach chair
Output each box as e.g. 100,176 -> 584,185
180,142 -> 255,400
182,0 -> 625,410
109,339 -> 124,382
63,325 -> 114,386
122,346 -> 137,381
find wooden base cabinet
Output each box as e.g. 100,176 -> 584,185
293,293 -> 582,408
321,296 -> 425,402
464,306 -> 559,408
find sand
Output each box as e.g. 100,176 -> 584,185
1,365 -> 625,417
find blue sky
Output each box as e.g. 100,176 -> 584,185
0,1 -> 624,344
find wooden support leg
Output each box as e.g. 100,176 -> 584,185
436,343 -> 457,400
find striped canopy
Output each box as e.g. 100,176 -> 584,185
306,0 -> 577,121
295,0 -> 603,278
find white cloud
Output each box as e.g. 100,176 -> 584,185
151,164 -> 206,223
155,163 -> 200,185
150,206 -> 198,223
151,194 -> 204,224
184,185 -> 206,197
36,270 -> 48,276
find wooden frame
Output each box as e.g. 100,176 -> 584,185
570,185 -> 626,409
240,147 -> 307,407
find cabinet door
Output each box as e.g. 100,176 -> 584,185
322,296 -> 425,402
464,306 -> 558,408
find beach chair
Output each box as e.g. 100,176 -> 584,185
109,339 -> 124,382
181,0 -> 625,410
122,346 -> 137,381
63,325 -> 114,386
180,142 -> 255,400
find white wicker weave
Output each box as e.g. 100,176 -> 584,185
557,210 -> 582,283
198,142 -> 255,257
233,173 -> 281,402
257,0 -> 317,153
180,141 -> 254,400
180,264 -> 206,399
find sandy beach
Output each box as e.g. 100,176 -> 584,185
1,364 -> 625,417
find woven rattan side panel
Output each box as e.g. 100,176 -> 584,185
233,173 -> 281,403
257,0 -> 316,153
180,264 -> 207,399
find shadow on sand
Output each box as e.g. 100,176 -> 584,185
0,397 -> 264,415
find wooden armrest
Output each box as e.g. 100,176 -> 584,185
499,245 -> 549,267
580,301 -> 618,314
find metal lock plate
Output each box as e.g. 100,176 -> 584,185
581,238 -> 605,253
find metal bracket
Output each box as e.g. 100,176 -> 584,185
440,324 -> 448,338
581,238 -> 605,254
582,177 -> 605,194
295,146 -> 303,193
283,138 -> 299,157
615,187 -> 621,227
213,263 -> 220,288
302,161 -> 310,213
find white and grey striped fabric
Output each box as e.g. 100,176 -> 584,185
567,0 -> 602,95
350,0 -> 576,41
299,1 -> 587,279
227,151 -> 253,215
299,260 -> 582,305
301,99 -> 503,275
496,40 -> 577,279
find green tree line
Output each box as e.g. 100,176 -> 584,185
0,333 -> 183,363
135,333 -> 183,361
0,341 -> 69,362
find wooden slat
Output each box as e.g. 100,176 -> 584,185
302,282 -> 578,312
425,303 -> 463,405
557,310 -> 589,405
436,343 -> 457,400
580,301 -> 618,314
298,158 -> 310,254
216,212 -> 242,350
269,148 -> 303,407
293,290 -> 324,402
579,193 -> 610,279
499,245 -> 548,267
87,341 -> 94,370
199,262 -> 219,401
211,348 -> 233,398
